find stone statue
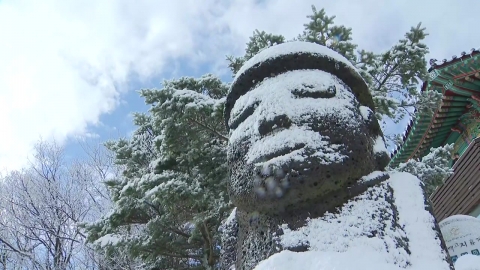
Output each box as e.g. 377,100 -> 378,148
220,42 -> 453,270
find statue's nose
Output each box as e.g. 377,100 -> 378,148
258,115 -> 292,136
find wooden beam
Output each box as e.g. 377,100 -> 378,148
441,101 -> 469,107
430,139 -> 480,221
453,68 -> 480,80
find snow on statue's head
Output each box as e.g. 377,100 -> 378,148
224,41 -> 390,214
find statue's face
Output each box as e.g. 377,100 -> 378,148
227,69 -> 380,213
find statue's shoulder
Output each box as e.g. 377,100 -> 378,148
385,171 -> 423,193
359,171 -> 423,192
256,171 -> 452,269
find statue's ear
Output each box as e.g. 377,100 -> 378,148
363,108 -> 382,138
361,106 -> 390,170
374,151 -> 390,171
372,132 -> 390,171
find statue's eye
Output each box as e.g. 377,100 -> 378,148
292,84 -> 336,99
229,101 -> 259,130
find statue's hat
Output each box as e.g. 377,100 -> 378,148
224,41 -> 374,129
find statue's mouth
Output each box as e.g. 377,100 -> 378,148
250,143 -> 306,166
244,126 -> 347,168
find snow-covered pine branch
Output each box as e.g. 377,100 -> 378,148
392,144 -> 454,196
83,75 -> 231,269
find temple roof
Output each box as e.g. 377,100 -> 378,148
390,48 -> 480,167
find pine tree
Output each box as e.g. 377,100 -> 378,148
297,6 -> 358,62
226,30 -> 285,75
393,144 -> 454,196
361,23 -> 442,124
83,75 -> 230,269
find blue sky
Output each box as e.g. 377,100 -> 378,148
1,0 -> 480,170
62,57 -> 234,162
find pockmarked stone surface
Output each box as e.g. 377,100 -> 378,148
220,41 -> 452,270
439,215 -> 480,264
253,172 -> 454,270
225,42 -> 389,215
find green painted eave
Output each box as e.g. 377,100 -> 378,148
444,132 -> 461,145
389,50 -> 480,167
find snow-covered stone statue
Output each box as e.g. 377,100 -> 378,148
221,41 -> 453,270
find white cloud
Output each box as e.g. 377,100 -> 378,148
0,0 -> 221,170
0,0 -> 479,170
219,0 -> 480,60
